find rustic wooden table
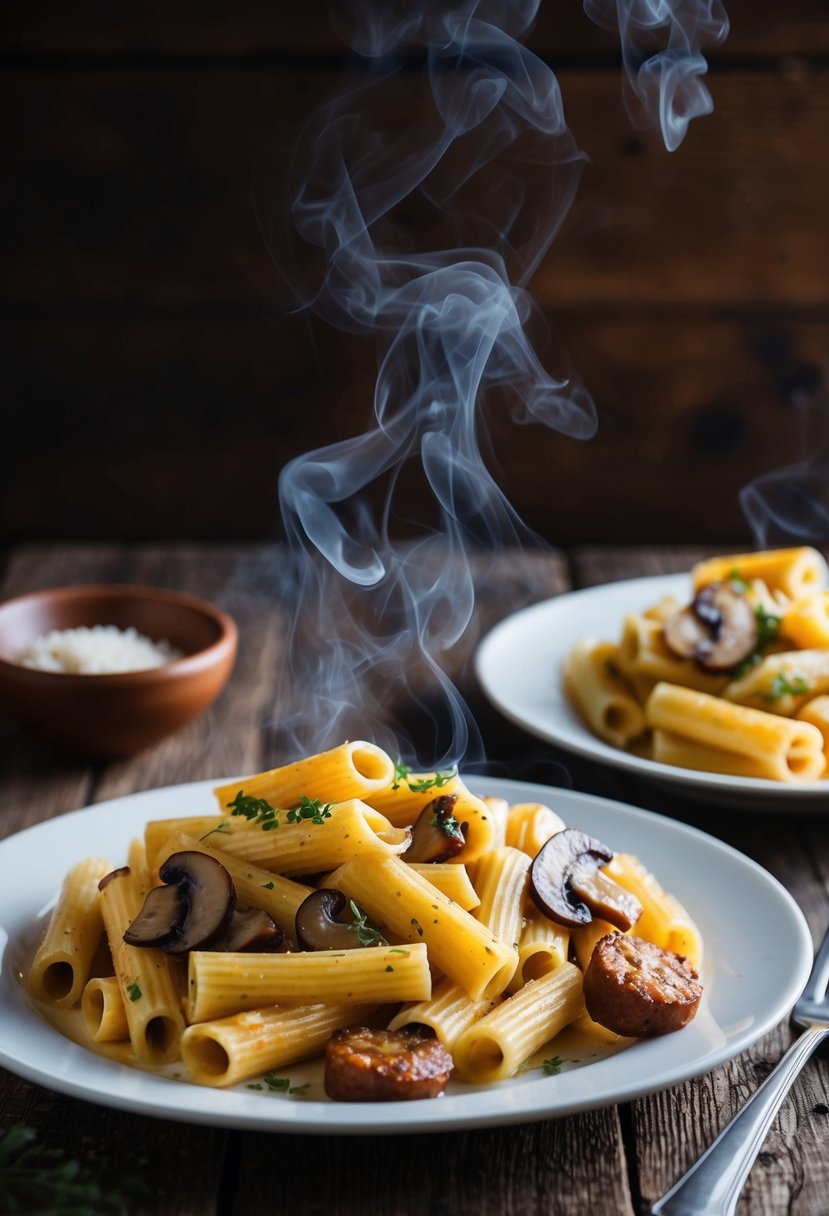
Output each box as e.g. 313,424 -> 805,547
1,542 -> 827,1216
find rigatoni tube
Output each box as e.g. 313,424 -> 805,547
328,854 -> 517,999
213,740 -> 394,812
97,866 -> 185,1065
29,857 -> 111,1007
81,976 -> 129,1043
452,963 -> 584,1084
645,681 -> 825,782
181,1002 -> 375,1088
186,944 -> 431,1023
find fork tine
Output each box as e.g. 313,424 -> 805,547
797,923 -> 829,1006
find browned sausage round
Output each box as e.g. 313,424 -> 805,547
324,1025 -> 454,1101
583,933 -> 703,1037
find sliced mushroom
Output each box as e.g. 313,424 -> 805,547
99,865 -> 131,892
123,883 -> 187,948
529,828 -> 642,931
210,907 -> 286,953
405,794 -> 466,863
295,888 -> 363,951
123,851 -> 236,954
663,582 -> 758,671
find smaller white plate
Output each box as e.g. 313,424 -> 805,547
0,778 -> 814,1133
475,573 -> 829,809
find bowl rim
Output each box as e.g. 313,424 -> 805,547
0,583 -> 238,683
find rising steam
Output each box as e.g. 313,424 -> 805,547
264,0 -> 727,766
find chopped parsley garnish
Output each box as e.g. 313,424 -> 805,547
262,881 -> 275,890
728,569 -> 750,593
764,673 -> 810,702
227,791 -> 332,833
125,981 -> 142,1003
730,604 -> 783,679
430,807 -> 465,844
286,795 -> 333,825
227,790 -> 280,830
348,900 -> 389,947
755,605 -> 782,647
392,760 -> 457,793
248,1073 -> 312,1095
542,1055 -> 563,1075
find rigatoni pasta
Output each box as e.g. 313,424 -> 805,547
564,546 -> 829,782
27,739 -> 706,1098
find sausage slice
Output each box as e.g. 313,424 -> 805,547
583,933 -> 703,1037
324,1025 -> 453,1101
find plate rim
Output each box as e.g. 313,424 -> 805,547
0,775 -> 814,1134
475,573 -> 829,805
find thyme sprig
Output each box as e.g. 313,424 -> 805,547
392,760 -> 458,793
349,899 -> 389,947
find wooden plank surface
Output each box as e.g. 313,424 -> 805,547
3,69 -> 828,310
3,0 -> 828,57
4,313 -> 826,546
1,543 -> 827,1215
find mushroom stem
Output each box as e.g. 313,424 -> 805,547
568,865 -> 642,933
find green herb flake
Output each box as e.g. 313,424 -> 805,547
755,605 -> 782,647
764,673 -> 810,702
728,569 -> 750,593
126,981 -> 142,1003
260,1074 -> 310,1096
348,900 -> 389,948
246,1083 -> 264,1090
389,947 -> 409,955
227,790 -> 280,831
199,820 -> 231,841
410,917 -> 424,937
262,881 -> 275,890
543,1055 -> 564,1076
392,759 -> 458,794
385,965 -> 394,972
286,795 -> 333,825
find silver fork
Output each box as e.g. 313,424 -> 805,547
651,922 -> 829,1216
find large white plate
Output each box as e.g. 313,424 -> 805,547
0,777 -> 813,1134
476,573 -> 829,809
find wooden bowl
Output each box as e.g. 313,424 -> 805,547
0,585 -> 238,756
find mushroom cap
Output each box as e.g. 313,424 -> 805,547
663,582 -> 758,671
405,794 -> 466,864
295,888 -> 362,951
529,828 -> 614,928
211,907 -> 286,952
156,850 -> 236,954
123,882 -> 188,947
122,852 -> 237,954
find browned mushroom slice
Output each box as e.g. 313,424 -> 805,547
529,828 -> 642,931
210,907 -> 286,952
324,1025 -> 453,1101
295,888 -> 365,951
663,582 -> 758,671
123,883 -> 187,947
405,794 -> 466,863
123,851 -> 236,955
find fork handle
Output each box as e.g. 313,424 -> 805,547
651,1025 -> 829,1216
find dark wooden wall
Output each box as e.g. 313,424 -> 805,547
2,2 -> 828,545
